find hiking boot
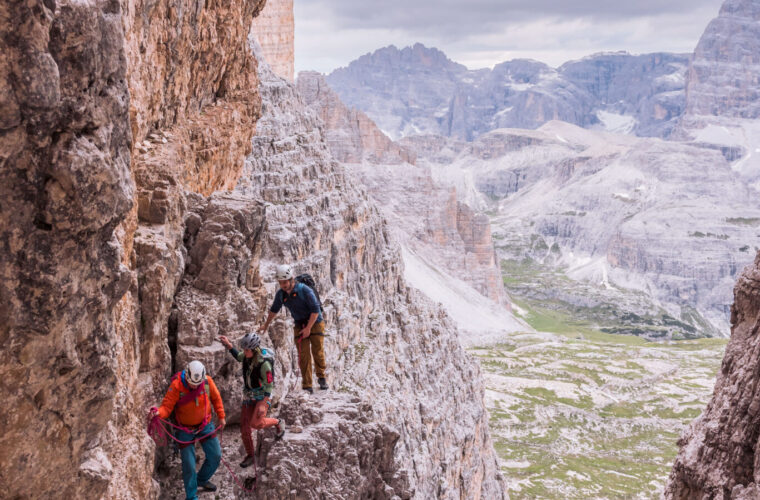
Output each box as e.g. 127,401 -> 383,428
275,423 -> 285,440
199,481 -> 217,492
318,378 -> 329,390
239,455 -> 255,468
303,387 -> 313,394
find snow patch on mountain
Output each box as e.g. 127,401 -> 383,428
687,117 -> 760,182
595,110 -> 637,134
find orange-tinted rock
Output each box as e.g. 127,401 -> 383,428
297,71 -> 416,164
0,0 -> 266,497
251,0 -> 295,81
124,0 -> 264,195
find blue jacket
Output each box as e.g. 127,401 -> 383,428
270,282 -> 323,324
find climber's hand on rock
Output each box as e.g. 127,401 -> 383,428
219,335 -> 232,349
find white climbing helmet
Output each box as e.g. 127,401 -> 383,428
240,332 -> 261,350
186,360 -> 206,386
275,264 -> 295,281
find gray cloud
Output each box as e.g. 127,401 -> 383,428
300,0 -> 722,38
294,0 -> 724,73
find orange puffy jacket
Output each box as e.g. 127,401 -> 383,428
157,374 -> 225,427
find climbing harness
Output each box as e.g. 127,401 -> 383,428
147,412 -> 258,493
149,373 -> 258,493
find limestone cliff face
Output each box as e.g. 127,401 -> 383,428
2,1 -> 507,498
0,0 -> 265,497
296,70 -> 416,164
251,0 -> 294,81
665,252 -> 760,499
0,2 -> 135,497
297,71 -> 509,308
684,0 -> 760,118
218,50 -> 507,499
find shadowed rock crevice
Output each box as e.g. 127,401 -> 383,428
167,307 -> 179,374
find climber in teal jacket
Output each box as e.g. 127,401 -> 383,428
220,332 -> 283,469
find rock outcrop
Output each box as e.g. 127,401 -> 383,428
251,0 -> 294,82
664,252 -> 760,499
226,49 -> 508,498
0,0 -> 265,497
297,71 -> 510,308
326,44 -> 688,140
684,0 -> 760,118
296,71 -> 415,164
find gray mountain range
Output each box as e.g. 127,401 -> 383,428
326,44 -> 689,141
320,0 -> 760,337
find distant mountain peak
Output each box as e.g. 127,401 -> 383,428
719,0 -> 760,20
342,43 -> 467,73
327,44 -> 688,141
683,0 -> 760,119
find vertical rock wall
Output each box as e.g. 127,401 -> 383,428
0,1 -> 135,498
684,0 -> 760,118
227,46 -> 508,499
456,201 -> 506,305
665,252 -> 760,499
251,0 -> 294,81
0,0 -> 266,497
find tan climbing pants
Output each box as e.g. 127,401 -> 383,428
294,320 -> 326,389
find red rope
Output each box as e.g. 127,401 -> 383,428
219,428 -> 257,493
148,415 -> 257,493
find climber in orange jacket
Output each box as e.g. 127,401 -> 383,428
150,360 -> 225,500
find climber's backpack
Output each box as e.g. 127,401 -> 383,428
295,273 -> 324,314
247,348 -> 277,387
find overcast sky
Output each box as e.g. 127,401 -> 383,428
294,0 -> 725,74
